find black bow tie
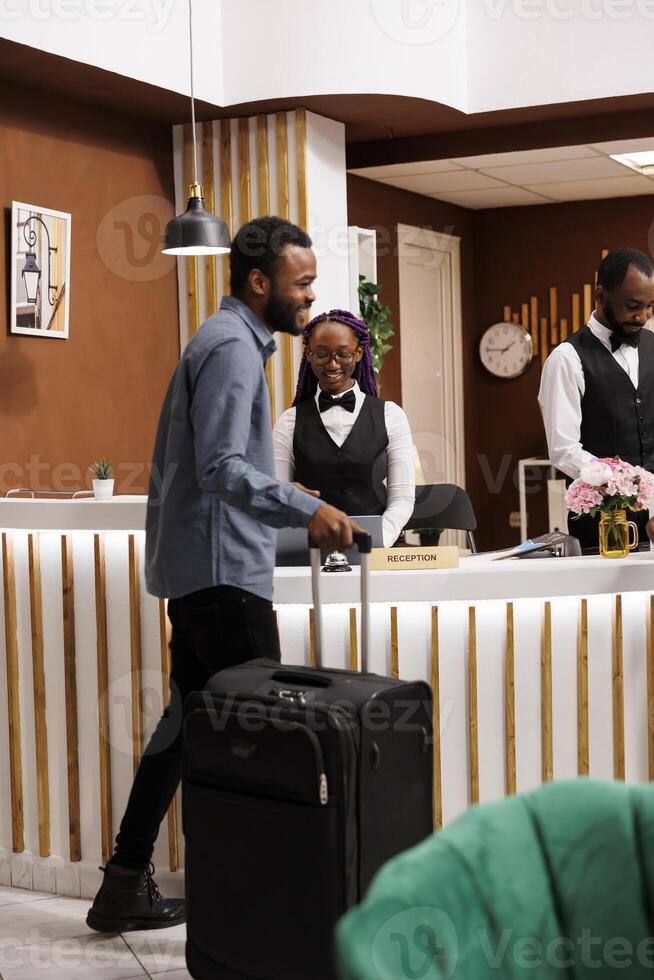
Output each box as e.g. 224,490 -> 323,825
610,330 -> 641,352
318,390 -> 356,414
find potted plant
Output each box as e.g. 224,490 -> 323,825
416,528 -> 443,547
358,275 -> 395,386
89,458 -> 114,501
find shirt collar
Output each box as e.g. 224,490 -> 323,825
220,295 -> 277,359
588,311 -> 615,352
314,380 -> 362,405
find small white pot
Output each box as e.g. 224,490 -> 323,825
93,479 -> 114,501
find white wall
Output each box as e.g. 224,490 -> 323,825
5,0 -> 654,116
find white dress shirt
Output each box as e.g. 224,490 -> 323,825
273,381 -> 416,547
538,312 -> 640,479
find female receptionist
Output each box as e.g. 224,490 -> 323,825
273,309 -> 415,547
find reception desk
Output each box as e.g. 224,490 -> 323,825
1,496 -> 653,898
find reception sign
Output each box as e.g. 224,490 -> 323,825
371,546 -> 460,571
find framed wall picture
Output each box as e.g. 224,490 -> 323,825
10,201 -> 71,339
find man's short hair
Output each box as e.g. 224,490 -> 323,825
597,247 -> 654,292
230,216 -> 312,294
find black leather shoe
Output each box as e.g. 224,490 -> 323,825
86,863 -> 185,933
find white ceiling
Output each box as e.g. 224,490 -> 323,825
349,138 -> 654,210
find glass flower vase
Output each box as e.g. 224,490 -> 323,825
598,509 -> 638,559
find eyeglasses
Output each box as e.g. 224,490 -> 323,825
306,349 -> 360,365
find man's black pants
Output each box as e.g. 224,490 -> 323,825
111,585 -> 281,869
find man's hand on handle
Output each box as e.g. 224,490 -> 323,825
308,504 -> 362,552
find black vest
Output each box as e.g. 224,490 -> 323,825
564,326 -> 654,472
293,394 -> 389,515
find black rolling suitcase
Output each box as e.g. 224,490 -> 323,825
182,532 -> 434,980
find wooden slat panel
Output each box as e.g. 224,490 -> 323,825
159,598 -> 179,872
431,607 -> 442,830
390,607 -> 399,679
503,305 -> 511,322
549,287 -> 558,346
28,534 -> 50,857
559,317 -> 569,342
61,535 -> 81,861
238,118 -> 251,225
583,284 -> 592,324
577,598 -> 589,776
183,124 -> 200,336
648,596 -> 654,781
128,535 -> 143,776
468,606 -> 479,805
349,608 -> 358,672
530,295 -> 539,356
202,120 -> 217,317
540,317 -> 549,366
541,601 -> 553,783
308,608 -> 317,668
572,292 -> 581,333
505,602 -> 516,796
512,313 -> 519,325
296,108 -> 309,231
520,302 -> 529,330
613,594 -> 625,780
94,535 -> 112,866
276,111 -> 295,411
256,115 -> 276,423
2,532 -> 24,853
257,115 -> 270,213
220,118 -> 234,294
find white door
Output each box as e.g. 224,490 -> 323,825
397,224 -> 465,542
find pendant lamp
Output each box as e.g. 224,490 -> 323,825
162,0 -> 231,256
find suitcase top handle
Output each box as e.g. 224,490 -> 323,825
308,529 -> 372,554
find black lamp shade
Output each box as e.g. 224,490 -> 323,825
162,194 -> 231,256
22,252 -> 41,304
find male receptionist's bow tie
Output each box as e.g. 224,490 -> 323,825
610,330 -> 641,352
318,390 -> 356,413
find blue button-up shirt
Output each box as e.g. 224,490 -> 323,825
145,296 -> 321,600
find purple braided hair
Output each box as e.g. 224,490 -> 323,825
292,309 -> 379,406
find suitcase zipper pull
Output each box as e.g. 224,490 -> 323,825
319,773 -> 328,806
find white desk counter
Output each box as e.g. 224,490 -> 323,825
1,498 -> 653,898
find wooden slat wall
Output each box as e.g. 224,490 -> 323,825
2,532 -> 24,853
28,534 -> 50,857
220,118 -> 233,295
577,598 -> 590,776
613,594 -> 625,780
128,535 -> 144,776
159,598 -> 179,872
94,535 -> 113,865
276,111 -> 295,411
183,124 -> 200,337
505,602 -> 516,796
541,602 -> 553,783
61,536 -> 81,861
202,120 -> 217,318
431,607 -> 443,830
390,607 -> 399,679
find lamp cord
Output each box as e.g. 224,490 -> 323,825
189,0 -> 198,187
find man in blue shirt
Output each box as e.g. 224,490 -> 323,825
87,217 -> 355,933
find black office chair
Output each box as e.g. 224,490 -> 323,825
407,483 -> 478,553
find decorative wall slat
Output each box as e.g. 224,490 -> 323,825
431,607 -> 443,831
390,606 -> 399,679
28,534 -> 50,858
2,532 -> 24,854
94,534 -> 113,866
349,608 -> 358,672
468,606 -> 479,805
201,120 -> 218,318
61,535 -> 81,862
128,535 -> 143,776
577,598 -> 590,776
505,602 -> 516,795
541,601 -> 553,783
183,124 -> 200,337
613,594 -> 625,780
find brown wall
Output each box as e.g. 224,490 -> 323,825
472,195 -> 654,549
348,173 -> 654,551
0,79 -> 179,495
346,174 -> 480,508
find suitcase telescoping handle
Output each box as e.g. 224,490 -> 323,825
309,530 -> 373,672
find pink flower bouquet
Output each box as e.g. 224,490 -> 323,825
565,457 -> 654,517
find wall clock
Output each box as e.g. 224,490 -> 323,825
479,321 -> 533,379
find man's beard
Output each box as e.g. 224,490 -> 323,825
264,288 -> 310,336
604,298 -> 642,346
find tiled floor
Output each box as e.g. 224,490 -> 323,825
0,886 -> 190,979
